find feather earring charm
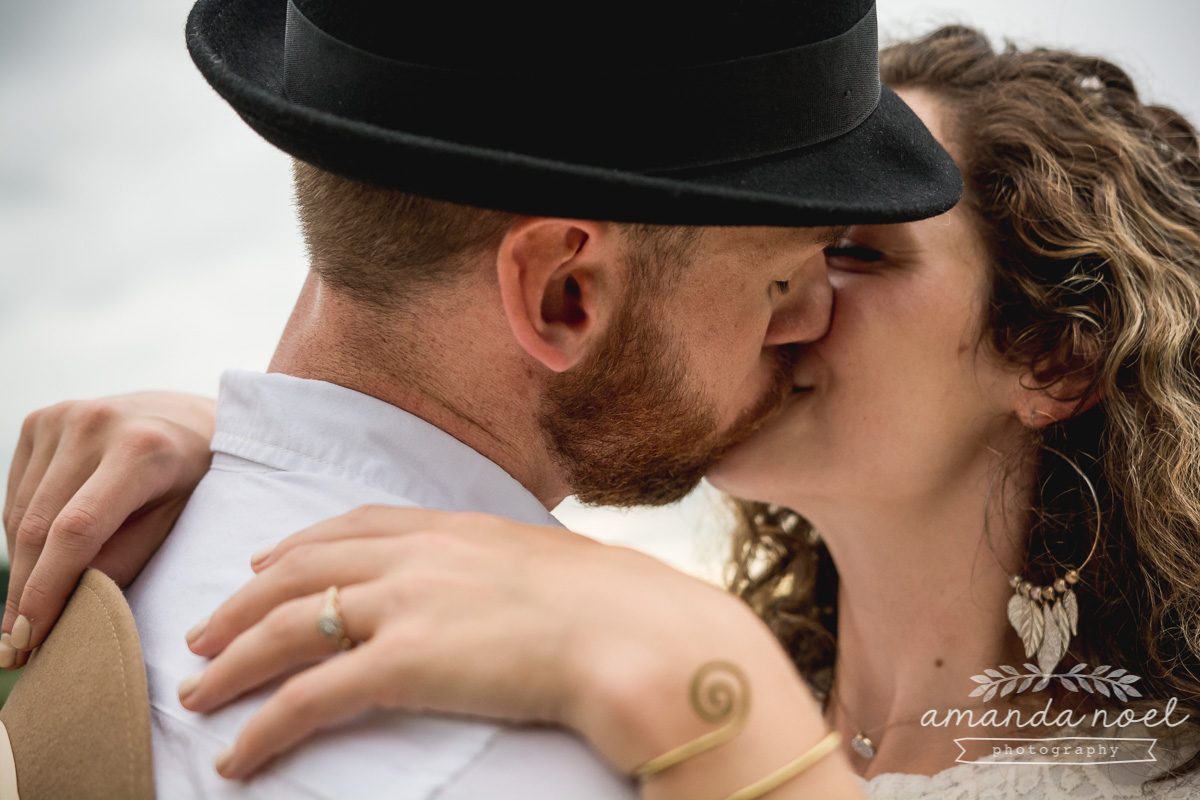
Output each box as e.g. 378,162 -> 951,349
1007,582 -> 1043,658
1006,570 -> 1081,675
990,445 -> 1099,677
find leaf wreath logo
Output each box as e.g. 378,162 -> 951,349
969,664 -> 1143,703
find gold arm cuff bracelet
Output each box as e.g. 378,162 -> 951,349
635,661 -> 751,779
722,731 -> 842,800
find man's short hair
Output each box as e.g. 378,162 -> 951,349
292,160 -> 703,306
293,160 -> 518,306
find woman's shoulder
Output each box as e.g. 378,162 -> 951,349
856,722 -> 1200,799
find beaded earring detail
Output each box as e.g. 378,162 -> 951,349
998,447 -> 1101,675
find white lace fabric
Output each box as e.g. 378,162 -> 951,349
854,723 -> 1200,799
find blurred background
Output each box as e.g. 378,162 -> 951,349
2,0 -> 1199,583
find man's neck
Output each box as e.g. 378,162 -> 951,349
268,274 -> 572,509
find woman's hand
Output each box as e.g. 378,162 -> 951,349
183,506 -> 861,799
2,392 -> 216,665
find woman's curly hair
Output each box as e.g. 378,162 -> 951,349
727,26 -> 1200,784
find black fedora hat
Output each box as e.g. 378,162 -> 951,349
186,0 -> 962,226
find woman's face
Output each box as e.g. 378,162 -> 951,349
708,89 -> 1030,514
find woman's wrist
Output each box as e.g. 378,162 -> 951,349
159,391 -> 218,441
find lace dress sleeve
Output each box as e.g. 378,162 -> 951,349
857,761 -> 1198,799
855,724 -> 1200,799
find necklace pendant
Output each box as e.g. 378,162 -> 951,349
850,733 -> 877,760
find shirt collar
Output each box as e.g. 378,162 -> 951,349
209,370 -> 558,527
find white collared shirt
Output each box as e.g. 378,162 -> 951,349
126,370 -> 636,800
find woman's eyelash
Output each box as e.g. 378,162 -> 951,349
825,244 -> 883,262
774,280 -> 791,295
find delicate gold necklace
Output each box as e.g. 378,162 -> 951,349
827,683 -> 923,760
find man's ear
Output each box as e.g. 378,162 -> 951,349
495,218 -> 623,373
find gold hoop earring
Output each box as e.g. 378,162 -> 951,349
985,446 -> 1101,675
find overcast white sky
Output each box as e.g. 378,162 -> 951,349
2,0 -> 1198,575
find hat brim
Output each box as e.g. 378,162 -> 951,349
187,0 -> 963,226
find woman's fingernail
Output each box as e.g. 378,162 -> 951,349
10,616 -> 31,651
0,635 -> 15,670
250,546 -> 275,568
214,746 -> 235,775
186,617 -> 210,645
178,671 -> 204,702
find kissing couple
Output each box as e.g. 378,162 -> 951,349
5,1 -> 1200,798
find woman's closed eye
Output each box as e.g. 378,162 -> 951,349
824,242 -> 885,270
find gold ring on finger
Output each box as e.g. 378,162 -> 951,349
317,586 -> 355,651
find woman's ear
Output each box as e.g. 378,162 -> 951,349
495,218 -> 623,373
1015,320 -> 1107,429
1018,370 -> 1101,430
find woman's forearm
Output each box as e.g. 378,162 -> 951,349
170,507 -> 860,794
